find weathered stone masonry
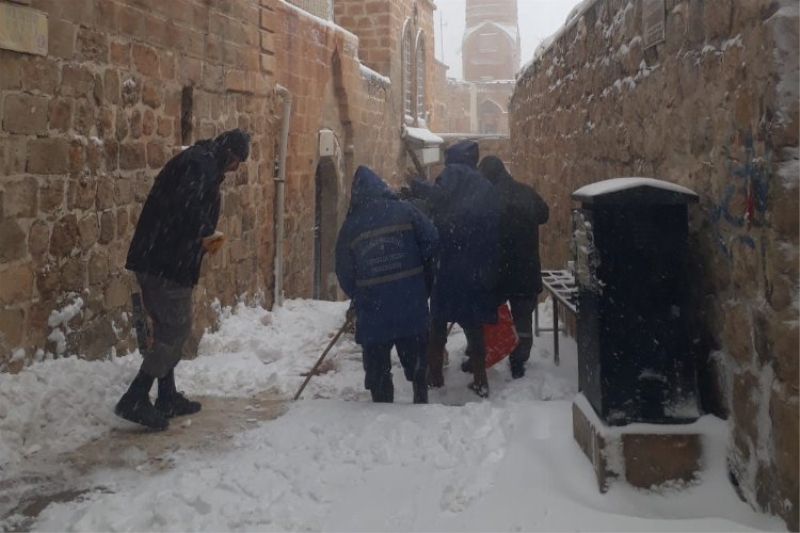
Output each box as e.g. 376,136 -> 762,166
0,0 -> 414,371
509,0 -> 798,529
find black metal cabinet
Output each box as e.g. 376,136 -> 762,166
571,178 -> 700,426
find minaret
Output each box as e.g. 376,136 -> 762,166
462,0 -> 521,81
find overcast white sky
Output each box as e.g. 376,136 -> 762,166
434,0 -> 585,79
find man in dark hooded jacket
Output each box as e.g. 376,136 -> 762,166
408,140 -> 501,398
474,155 -> 549,378
335,166 -> 439,404
115,128 -> 250,430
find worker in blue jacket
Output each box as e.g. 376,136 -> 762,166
407,140 -> 501,398
335,166 -> 439,404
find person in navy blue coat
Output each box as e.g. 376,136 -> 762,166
335,166 -> 439,404
407,140 -> 501,398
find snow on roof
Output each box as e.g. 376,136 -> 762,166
572,177 -> 699,202
403,126 -> 444,146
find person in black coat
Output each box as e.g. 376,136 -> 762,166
408,140 -> 501,398
335,166 -> 439,404
115,129 -> 250,430
470,155 -> 549,378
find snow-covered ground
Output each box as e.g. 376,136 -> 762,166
0,298 -> 785,532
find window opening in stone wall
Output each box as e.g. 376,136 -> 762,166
402,19 -> 413,124
415,33 -> 427,127
180,86 -> 194,146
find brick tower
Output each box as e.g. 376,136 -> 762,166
462,0 -> 521,82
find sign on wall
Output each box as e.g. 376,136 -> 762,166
0,2 -> 47,56
642,0 -> 665,49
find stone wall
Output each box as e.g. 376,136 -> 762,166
0,0 -> 407,371
0,0 -> 277,368
433,79 -> 514,135
278,0 -> 438,297
509,0 -> 798,529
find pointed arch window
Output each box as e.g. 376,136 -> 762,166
415,31 -> 427,126
401,19 -> 413,123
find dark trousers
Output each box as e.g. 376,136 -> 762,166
362,333 -> 428,390
430,319 -> 485,360
505,294 -> 536,364
136,272 -> 193,379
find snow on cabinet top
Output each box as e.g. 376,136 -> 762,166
572,177 -> 699,204
403,126 -> 444,146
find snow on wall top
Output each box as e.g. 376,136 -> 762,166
359,64 -> 390,88
519,0 -> 595,74
279,0 -> 358,46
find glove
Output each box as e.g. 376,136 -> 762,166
203,231 -> 225,254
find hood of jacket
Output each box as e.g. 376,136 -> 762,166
444,140 -> 479,168
349,165 -> 397,210
478,155 -> 513,185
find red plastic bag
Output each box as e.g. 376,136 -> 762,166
484,303 -> 518,368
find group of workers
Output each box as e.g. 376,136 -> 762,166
113,130 -> 549,431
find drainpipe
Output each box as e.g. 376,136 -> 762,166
274,84 -> 292,307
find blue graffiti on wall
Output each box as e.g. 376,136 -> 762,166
710,130 -> 770,259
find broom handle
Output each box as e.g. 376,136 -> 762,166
293,316 -> 353,401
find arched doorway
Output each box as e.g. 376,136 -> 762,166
313,130 -> 344,301
478,98 -> 503,134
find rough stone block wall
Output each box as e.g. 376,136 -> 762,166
265,0 -> 407,299
509,0 -> 798,529
0,0 -> 407,371
439,79 -> 473,133
0,0 -> 278,368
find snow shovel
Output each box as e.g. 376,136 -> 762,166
293,315 -> 354,401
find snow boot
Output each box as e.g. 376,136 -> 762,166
467,381 -> 489,398
370,375 -> 394,403
155,369 -> 201,418
412,379 -> 428,404
114,370 -> 169,431
509,358 -> 526,379
468,348 -> 489,398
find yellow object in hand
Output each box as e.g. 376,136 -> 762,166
203,231 -> 225,254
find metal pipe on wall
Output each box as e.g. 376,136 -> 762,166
274,84 -> 292,307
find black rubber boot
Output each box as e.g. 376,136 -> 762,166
509,358 -> 526,379
412,379 -> 428,404
370,374 -> 394,403
468,343 -> 489,398
155,369 -> 201,418
115,371 -> 169,430
460,358 -> 473,373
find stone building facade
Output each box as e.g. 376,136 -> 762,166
0,0 -> 439,369
433,0 -> 518,135
462,0 -> 520,82
509,0 -> 798,529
